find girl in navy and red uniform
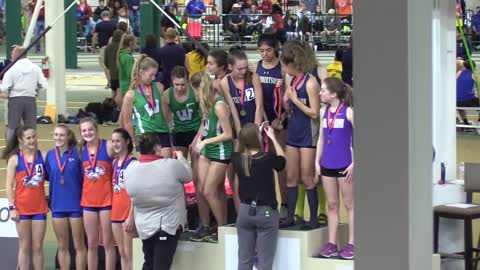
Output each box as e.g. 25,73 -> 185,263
79,117 -> 116,270
111,128 -> 137,270
45,124 -> 87,269
316,77 -> 354,259
280,41 -> 321,229
206,50 -> 229,91
4,127 -> 48,270
253,33 -> 288,216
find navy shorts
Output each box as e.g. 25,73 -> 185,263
208,157 -> 231,164
157,132 -> 172,147
111,220 -> 125,224
173,131 -> 197,147
321,166 -> 348,178
83,206 -> 112,212
19,213 -> 47,220
52,211 -> 83,219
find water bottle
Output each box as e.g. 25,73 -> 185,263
439,162 -> 446,185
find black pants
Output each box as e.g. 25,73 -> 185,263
142,230 -> 180,270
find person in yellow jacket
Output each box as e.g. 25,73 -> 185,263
186,43 -> 210,79
326,49 -> 343,79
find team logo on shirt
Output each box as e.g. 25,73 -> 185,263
322,118 -> 345,128
23,164 -> 44,187
176,104 -> 195,121
113,169 -> 126,193
144,99 -> 161,117
84,165 -> 106,180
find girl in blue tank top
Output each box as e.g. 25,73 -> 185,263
220,49 -> 264,134
45,124 -> 87,269
280,41 -> 321,230
316,77 -> 355,260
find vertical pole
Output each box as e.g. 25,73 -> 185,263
45,0 -> 67,119
354,0 -> 433,270
64,0 -> 78,68
5,0 -> 22,57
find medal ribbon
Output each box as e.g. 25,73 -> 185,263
113,153 -> 132,186
55,146 -> 73,175
21,150 -> 37,178
273,85 -> 283,119
292,73 -> 307,92
327,102 -> 345,141
84,140 -> 100,174
138,84 -> 155,112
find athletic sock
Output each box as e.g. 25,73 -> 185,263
317,184 -> 327,216
287,186 -> 298,221
296,183 -> 306,219
306,187 -> 319,226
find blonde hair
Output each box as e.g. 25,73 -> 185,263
130,54 -> 159,90
194,72 -> 215,118
165,28 -> 177,41
238,123 -> 262,177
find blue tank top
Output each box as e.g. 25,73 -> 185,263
46,146 -> 83,213
257,60 -> 283,123
457,69 -> 476,102
16,150 -> 45,187
286,74 -> 319,147
320,104 -> 353,169
227,75 -> 257,126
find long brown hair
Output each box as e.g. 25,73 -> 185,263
280,40 -> 315,73
2,127 -> 35,160
228,49 -> 253,85
323,77 -> 353,107
237,123 -> 262,177
129,54 -> 158,90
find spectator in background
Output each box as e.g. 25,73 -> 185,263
93,0 -> 110,21
77,0 -> 93,37
1,46 -> 47,140
30,0 -> 45,53
159,28 -> 186,87
104,30 -> 124,100
140,34 -> 163,82
304,0 -> 319,13
262,0 -> 273,16
229,3 -> 246,46
456,60 -> 480,127
271,4 -> 286,44
321,9 -> 340,45
246,5 -> 263,36
312,5 -> 324,35
341,36 -> 353,85
92,11 -> 117,91
283,10 -> 297,40
186,43 -> 210,78
335,0 -> 352,20
161,5 -> 180,38
327,49 -> 343,79
117,7 -> 132,33
472,7 -> 480,47
457,28 -> 473,61
186,0 -> 206,19
128,0 -> 140,37
110,0 -> 127,18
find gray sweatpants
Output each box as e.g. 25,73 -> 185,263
236,203 -> 279,270
7,96 -> 37,141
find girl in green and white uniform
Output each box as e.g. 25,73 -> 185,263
122,55 -> 172,158
191,72 -> 234,243
162,66 -> 201,157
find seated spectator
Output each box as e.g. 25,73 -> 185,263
246,5 -> 263,36
93,0 -> 110,22
456,60 -> 480,126
110,0 -> 127,18
457,28 -> 473,61
242,0 -> 257,14
186,0 -> 206,19
321,9 -> 340,44
283,10 -> 298,40
77,0 -> 93,37
326,49 -> 343,79
312,5 -> 324,34
186,43 -> 209,78
229,3 -> 246,45
161,5 -> 180,38
140,34 -> 163,82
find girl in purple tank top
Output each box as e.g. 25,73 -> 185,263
316,77 -> 355,260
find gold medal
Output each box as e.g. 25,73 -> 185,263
240,109 -> 247,117
60,177 -> 64,185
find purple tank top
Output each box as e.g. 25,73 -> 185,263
320,104 -> 353,169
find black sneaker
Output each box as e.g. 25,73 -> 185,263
207,232 -> 218,243
190,226 -> 211,242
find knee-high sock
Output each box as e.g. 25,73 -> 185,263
287,186 -> 298,221
306,187 -> 319,225
317,185 -> 327,216
295,184 -> 306,219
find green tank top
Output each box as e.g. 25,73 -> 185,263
133,83 -> 170,135
168,86 -> 201,133
200,96 -> 234,160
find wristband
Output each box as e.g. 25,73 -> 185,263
9,205 -> 15,210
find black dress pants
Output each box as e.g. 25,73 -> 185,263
142,229 -> 181,270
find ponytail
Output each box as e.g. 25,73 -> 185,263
237,123 -> 262,177
129,54 -> 158,91
344,83 -> 353,107
2,127 -> 31,160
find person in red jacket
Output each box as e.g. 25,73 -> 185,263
77,0 -> 93,37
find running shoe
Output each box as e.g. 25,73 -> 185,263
207,232 -> 218,243
339,244 -> 355,260
189,226 -> 211,242
319,242 -> 338,258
